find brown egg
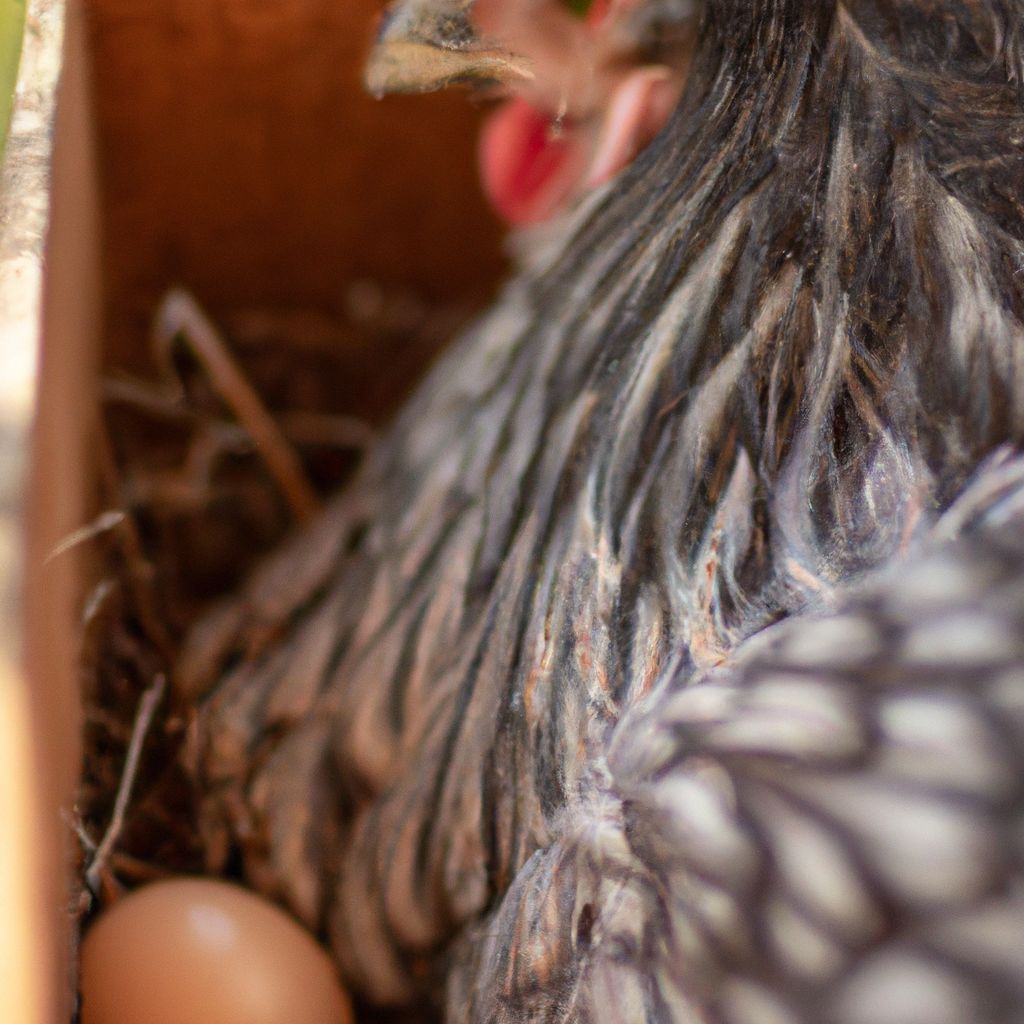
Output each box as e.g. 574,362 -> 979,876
79,878 -> 353,1024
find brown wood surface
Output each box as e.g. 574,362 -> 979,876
86,0 -> 505,384
12,3 -> 101,1022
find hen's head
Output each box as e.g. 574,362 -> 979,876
366,0 -> 698,224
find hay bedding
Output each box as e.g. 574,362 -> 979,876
75,285 -> 465,1022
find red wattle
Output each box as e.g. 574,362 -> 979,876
584,0 -> 615,28
479,97 -> 584,226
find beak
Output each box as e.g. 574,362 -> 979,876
365,0 -> 535,96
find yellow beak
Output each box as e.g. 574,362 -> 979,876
365,0 -> 534,96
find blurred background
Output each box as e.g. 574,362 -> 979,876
89,0 -> 506,388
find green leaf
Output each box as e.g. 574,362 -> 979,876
0,0 -> 25,160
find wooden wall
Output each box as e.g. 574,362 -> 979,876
86,0 -> 506,382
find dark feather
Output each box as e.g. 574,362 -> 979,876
179,1 -> 1024,1018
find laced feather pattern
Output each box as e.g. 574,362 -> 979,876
179,1 -> 1024,1019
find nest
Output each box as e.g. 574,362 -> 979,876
72,284 -> 474,1022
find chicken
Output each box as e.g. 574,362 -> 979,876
179,0 -> 1024,1020
368,0 -> 695,223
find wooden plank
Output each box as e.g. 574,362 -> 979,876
0,1 -> 98,1020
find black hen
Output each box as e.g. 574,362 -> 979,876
179,1 -> 1024,1020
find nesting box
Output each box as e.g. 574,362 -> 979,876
1,1 -> 504,1019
